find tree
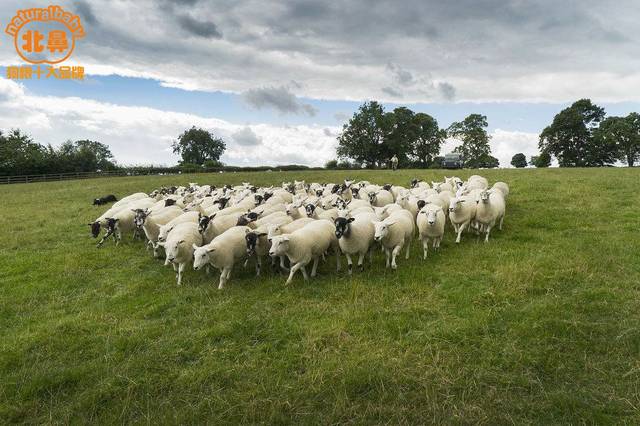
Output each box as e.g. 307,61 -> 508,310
0,129 -> 48,175
336,101 -> 388,167
532,151 -> 551,168
595,113 -> 640,167
325,159 -> 338,169
382,107 -> 415,167
478,154 -> 500,168
172,126 -> 226,166
447,114 -> 493,168
410,113 -> 445,168
510,153 -> 527,168
539,99 -> 609,167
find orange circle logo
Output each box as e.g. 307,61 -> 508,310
5,5 -> 84,65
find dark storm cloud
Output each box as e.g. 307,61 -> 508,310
74,1 -> 97,25
437,82 -> 456,101
243,86 -> 317,116
176,14 -> 223,39
381,87 -> 403,98
14,0 -> 637,102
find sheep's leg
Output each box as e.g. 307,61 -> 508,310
311,257 -> 320,277
456,222 -> 468,243
285,262 -> 304,285
391,245 -> 402,270
422,238 -> 429,260
301,264 -> 309,281
405,237 -> 411,259
279,256 -> 290,272
115,229 -> 122,246
206,264 -> 211,275
346,253 -> 353,275
218,267 -> 231,289
368,248 -> 373,264
357,253 -> 365,271
335,249 -> 341,271
255,256 -> 262,276
243,258 -> 249,268
484,224 -> 493,243
177,262 -> 186,286
384,249 -> 391,268
499,214 -> 504,230
172,262 -> 178,271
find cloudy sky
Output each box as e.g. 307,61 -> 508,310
1,0 -> 639,167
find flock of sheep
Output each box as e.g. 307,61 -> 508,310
88,175 -> 509,289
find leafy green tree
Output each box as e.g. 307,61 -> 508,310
0,129 -> 48,175
510,153 -> 527,168
539,99 -> 609,167
532,151 -> 551,168
382,107 -> 415,167
447,114 -> 493,168
411,113 -> 445,168
595,113 -> 640,167
172,126 -> 226,166
478,154 -> 500,168
325,159 -> 338,169
337,101 -> 388,167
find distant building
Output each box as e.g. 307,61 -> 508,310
442,152 -> 464,169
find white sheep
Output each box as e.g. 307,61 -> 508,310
192,226 -> 250,289
372,209 -> 415,269
135,206 -> 184,256
334,212 -> 377,274
448,191 -> 477,243
475,189 -> 506,242
368,189 -> 394,207
112,192 -> 148,208
157,222 -> 202,285
416,204 -> 445,259
491,182 -> 510,199
269,220 -> 341,284
157,211 -> 200,243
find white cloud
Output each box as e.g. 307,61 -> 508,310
0,78 -> 338,167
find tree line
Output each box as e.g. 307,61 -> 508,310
333,99 -> 640,168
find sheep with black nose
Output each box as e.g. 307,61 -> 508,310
192,226 -> 251,289
372,209 -> 415,269
334,212 -> 377,274
156,222 -> 202,286
416,204 -> 446,259
269,220 -> 341,285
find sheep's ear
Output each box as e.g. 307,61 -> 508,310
192,243 -> 199,250
257,232 -> 268,237
245,228 -> 251,234
131,209 -> 137,213
347,217 -> 355,223
209,214 -> 216,220
178,239 -> 185,244
385,219 -> 397,226
206,247 -> 216,253
281,236 -> 290,242
156,241 -> 165,247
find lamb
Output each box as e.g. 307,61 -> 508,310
475,189 -> 506,242
334,212 -> 377,274
269,220 -> 341,285
372,209 -> 415,269
305,203 -> 338,221
395,192 -> 420,219
448,191 -> 477,243
135,206 -> 184,256
192,226 -> 251,289
373,203 -> 402,220
92,194 -> 117,205
416,204 -> 445,259
368,189 -> 394,207
156,222 -> 202,285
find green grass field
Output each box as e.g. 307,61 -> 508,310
1,168 -> 639,424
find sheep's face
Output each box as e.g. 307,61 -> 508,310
479,190 -> 490,203
254,194 -> 264,205
88,221 -> 101,238
449,198 -> 465,213
373,221 -> 390,242
198,214 -> 215,234
410,179 -> 419,188
368,192 -> 377,204
351,187 -> 360,199
133,209 -> 148,228
421,208 -> 438,226
268,235 -> 289,257
157,225 -> 174,242
305,204 -> 316,217
266,224 -> 280,240
315,189 -> 323,197
245,232 -> 267,256
165,239 -> 185,263
334,217 -> 354,239
334,198 -> 347,210
192,245 -> 212,270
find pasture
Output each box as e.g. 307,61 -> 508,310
1,168 -> 639,424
